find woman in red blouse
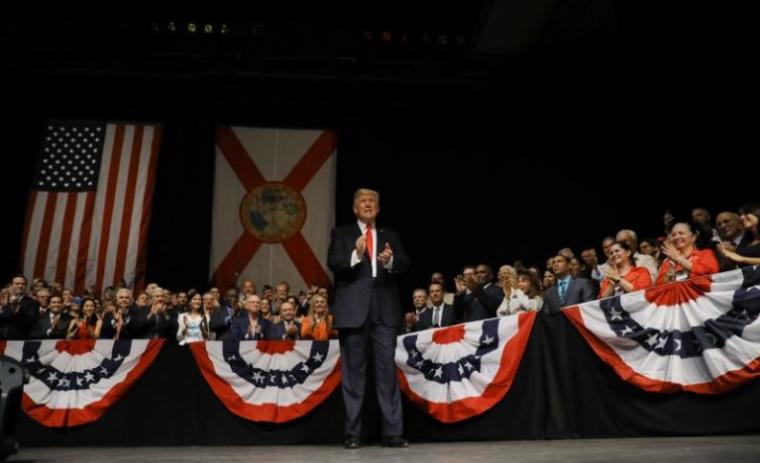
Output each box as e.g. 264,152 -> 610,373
656,222 -> 720,285
599,241 -> 653,298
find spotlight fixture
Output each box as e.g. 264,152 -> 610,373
220,24 -> 230,35
187,22 -> 197,34
167,21 -> 177,32
203,24 -> 214,34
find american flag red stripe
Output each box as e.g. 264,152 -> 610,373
74,192 -> 96,292
113,126 -> 144,284
20,122 -> 161,294
135,127 -> 162,290
54,192 -> 78,284
94,124 -> 125,292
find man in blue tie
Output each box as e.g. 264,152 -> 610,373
543,254 -> 596,315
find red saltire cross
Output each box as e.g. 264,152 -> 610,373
211,128 -> 335,289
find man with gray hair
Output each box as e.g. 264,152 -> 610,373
616,229 -> 658,279
715,212 -> 749,249
100,288 -> 148,339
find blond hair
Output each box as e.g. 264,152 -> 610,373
353,188 -> 380,204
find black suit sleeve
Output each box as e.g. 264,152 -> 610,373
580,280 -> 596,303
453,293 -> 466,321
386,230 -> 410,275
471,284 -> 504,312
209,309 -> 229,334
327,227 -> 355,276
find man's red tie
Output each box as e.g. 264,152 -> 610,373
365,223 -> 373,260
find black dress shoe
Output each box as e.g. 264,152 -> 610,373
382,436 -> 409,448
344,437 -> 360,449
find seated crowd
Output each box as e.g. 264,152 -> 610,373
1,204 -> 759,341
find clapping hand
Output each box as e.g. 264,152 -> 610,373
355,235 -> 367,256
454,275 -> 467,294
603,267 -> 621,282
660,241 -> 681,264
378,243 -> 393,265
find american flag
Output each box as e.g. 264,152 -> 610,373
19,121 -> 161,293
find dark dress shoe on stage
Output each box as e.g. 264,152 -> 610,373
344,437 -> 361,449
382,436 -> 409,448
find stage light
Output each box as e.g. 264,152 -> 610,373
150,22 -> 159,33
203,24 -> 214,34
438,34 -> 448,46
381,31 -> 392,42
187,22 -> 197,34
167,21 -> 177,32
220,24 -> 230,35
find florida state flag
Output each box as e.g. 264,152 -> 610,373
210,127 -> 336,290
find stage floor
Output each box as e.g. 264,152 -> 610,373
9,436 -> 760,463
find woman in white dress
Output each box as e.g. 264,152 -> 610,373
177,293 -> 209,345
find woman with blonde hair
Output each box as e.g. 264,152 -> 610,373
495,265 -> 518,316
300,294 -> 337,340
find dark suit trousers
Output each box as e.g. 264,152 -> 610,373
339,305 -> 403,439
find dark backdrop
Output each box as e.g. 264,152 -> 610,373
1,3 -> 757,296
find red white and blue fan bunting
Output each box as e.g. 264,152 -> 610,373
0,339 -> 163,427
564,266 -> 760,394
395,312 -> 536,423
189,340 -> 341,423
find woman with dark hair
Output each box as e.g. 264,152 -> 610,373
67,297 -> 102,339
656,222 -> 720,285
542,269 -> 557,290
600,241 -> 653,298
639,237 -> 664,266
177,293 -> 209,345
259,297 -> 276,323
498,269 -> 544,315
719,203 -> 760,266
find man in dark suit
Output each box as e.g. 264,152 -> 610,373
231,294 -> 271,340
417,282 -> 457,330
267,300 -> 301,340
100,289 -> 149,339
453,264 -> 504,322
327,188 -> 410,449
0,275 -> 39,340
543,254 -> 596,315
30,294 -> 70,339
210,287 -> 240,341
